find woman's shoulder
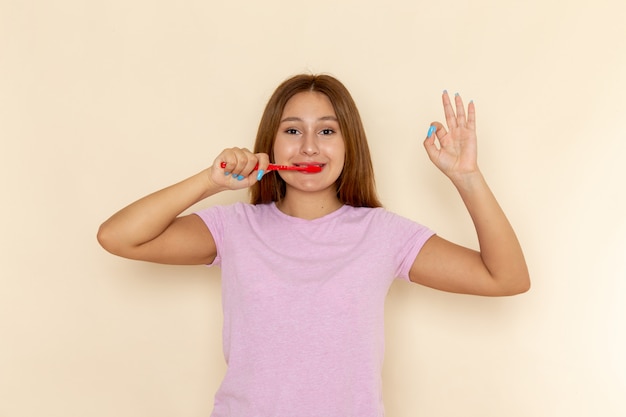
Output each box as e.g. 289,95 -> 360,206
344,205 -> 432,232
194,201 -> 275,223
343,205 -> 394,219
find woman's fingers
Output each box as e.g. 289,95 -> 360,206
454,93 -> 466,128
220,148 -> 253,171
218,147 -> 256,180
442,91 -> 458,129
216,148 -> 273,184
423,122 -> 446,161
424,92 -> 478,178
467,100 -> 476,131
442,91 -> 470,129
254,153 -> 270,181
425,122 -> 446,142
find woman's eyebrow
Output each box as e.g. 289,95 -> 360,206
279,116 -> 338,123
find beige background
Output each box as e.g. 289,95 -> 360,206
1,0 -> 625,416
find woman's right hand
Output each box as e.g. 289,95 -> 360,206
209,147 -> 270,190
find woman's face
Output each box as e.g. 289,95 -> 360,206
273,91 -> 345,197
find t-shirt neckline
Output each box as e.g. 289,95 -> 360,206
270,201 -> 350,224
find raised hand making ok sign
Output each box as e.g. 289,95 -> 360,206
424,91 -> 479,182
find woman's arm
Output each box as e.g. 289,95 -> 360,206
409,92 -> 530,296
96,148 -> 268,265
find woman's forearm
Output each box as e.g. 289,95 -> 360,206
452,170 -> 530,293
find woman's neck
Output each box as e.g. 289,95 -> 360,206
276,190 -> 343,220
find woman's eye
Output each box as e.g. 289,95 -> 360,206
285,128 -> 299,135
320,129 -> 335,135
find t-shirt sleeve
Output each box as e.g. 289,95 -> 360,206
193,205 -> 226,267
383,210 -> 436,282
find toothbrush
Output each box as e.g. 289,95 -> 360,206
219,162 -> 322,173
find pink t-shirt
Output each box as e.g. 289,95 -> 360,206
195,202 -> 435,417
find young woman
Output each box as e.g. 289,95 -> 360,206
97,74 -> 530,416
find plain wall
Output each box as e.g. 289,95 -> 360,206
1,0 -> 625,416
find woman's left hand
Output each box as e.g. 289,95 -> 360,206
424,91 -> 479,181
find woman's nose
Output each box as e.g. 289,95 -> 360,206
300,132 -> 320,155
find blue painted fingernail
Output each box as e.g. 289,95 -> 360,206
427,125 -> 436,138
232,173 -> 238,178
224,171 -> 230,176
237,174 -> 245,181
256,169 -> 265,181
455,92 -> 460,97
